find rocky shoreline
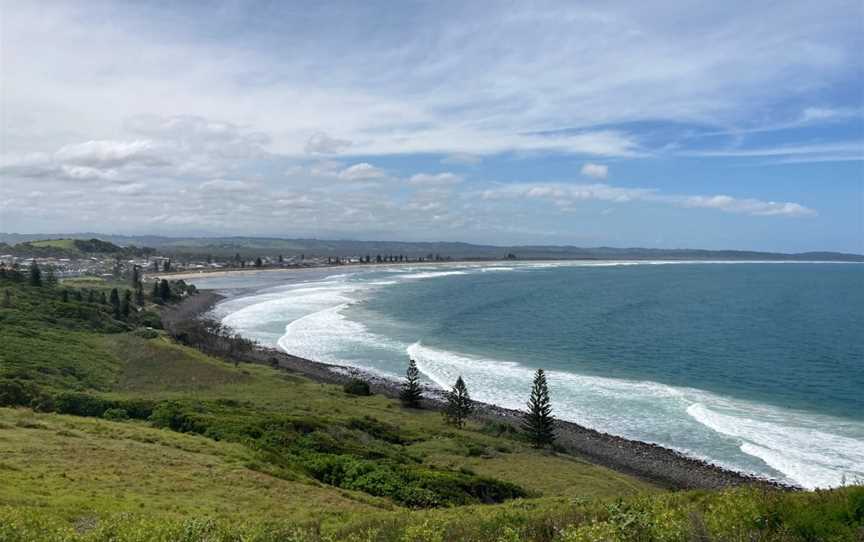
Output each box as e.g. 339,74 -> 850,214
160,290 -> 794,492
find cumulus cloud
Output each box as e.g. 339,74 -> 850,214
408,173 -> 463,186
55,140 -> 166,168
580,163 -> 609,180
338,163 -> 387,181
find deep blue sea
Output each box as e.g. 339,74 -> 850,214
191,261 -> 864,489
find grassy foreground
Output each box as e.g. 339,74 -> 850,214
1,277 -> 862,540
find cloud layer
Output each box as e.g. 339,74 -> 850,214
0,1 -> 860,250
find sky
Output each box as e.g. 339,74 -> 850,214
1,1 -> 862,252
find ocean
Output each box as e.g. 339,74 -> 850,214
189,261 -> 864,489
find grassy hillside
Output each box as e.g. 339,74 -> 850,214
1,277 -> 862,541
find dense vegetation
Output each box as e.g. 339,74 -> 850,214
0,277 -> 862,540
0,238 -> 155,258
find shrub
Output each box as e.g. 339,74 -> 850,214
54,392 -> 112,417
0,379 -> 43,407
347,416 -> 406,444
343,379 -> 372,396
102,408 -> 129,421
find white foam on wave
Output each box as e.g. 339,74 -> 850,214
407,342 -> 864,488
277,303 -> 404,376
398,270 -> 470,280
687,403 -> 864,489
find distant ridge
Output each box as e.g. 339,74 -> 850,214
1,233 -> 862,262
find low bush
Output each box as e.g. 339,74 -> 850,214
343,379 -> 372,396
102,408 -> 129,421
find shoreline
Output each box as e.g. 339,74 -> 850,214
149,258 -> 862,282
161,290 -> 794,491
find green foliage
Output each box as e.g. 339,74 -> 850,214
28,260 -> 41,287
102,407 -> 129,421
344,378 -> 372,396
523,368 -> 556,448
399,359 -> 423,409
443,376 -> 472,428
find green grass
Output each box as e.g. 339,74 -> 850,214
1,277 -> 862,540
29,239 -> 78,250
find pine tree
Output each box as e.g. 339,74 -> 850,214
159,279 -> 171,301
121,290 -> 132,317
130,265 -> 140,289
443,376 -> 472,428
2,289 -> 12,308
399,359 -> 423,408
44,266 -> 57,287
28,260 -> 42,287
522,369 -> 556,448
135,284 -> 145,306
61,289 -> 69,303
100,291 -> 107,305
151,281 -> 160,301
109,288 -> 121,318
254,257 -> 263,268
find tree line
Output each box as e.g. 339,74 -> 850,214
399,359 -> 557,448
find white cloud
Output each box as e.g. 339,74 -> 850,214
678,195 -> 816,217
481,182 -> 815,218
106,183 -> 148,195
338,163 -> 387,181
684,142 -> 864,159
55,140 -> 166,167
408,173 -> 463,186
5,2 -> 858,158
305,132 -> 353,154
580,163 -> 609,180
199,179 -> 252,192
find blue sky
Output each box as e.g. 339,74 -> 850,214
1,1 -> 862,252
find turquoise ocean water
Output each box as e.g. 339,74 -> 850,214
191,261 -> 864,489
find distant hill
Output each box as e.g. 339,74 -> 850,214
1,233 -> 862,261
0,237 -> 154,258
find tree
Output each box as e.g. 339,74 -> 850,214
28,260 -> 42,287
2,289 -> 12,308
443,376 -> 472,428
159,279 -> 171,302
254,257 -> 263,268
109,288 -> 121,318
163,259 -> 171,272
121,290 -> 132,317
522,369 -> 556,448
44,266 -> 57,287
399,359 -> 423,408
99,291 -> 107,305
151,281 -> 160,301
61,289 -> 69,303
135,284 -> 145,307
130,265 -> 140,289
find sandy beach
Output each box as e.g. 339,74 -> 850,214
161,290 -> 794,492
